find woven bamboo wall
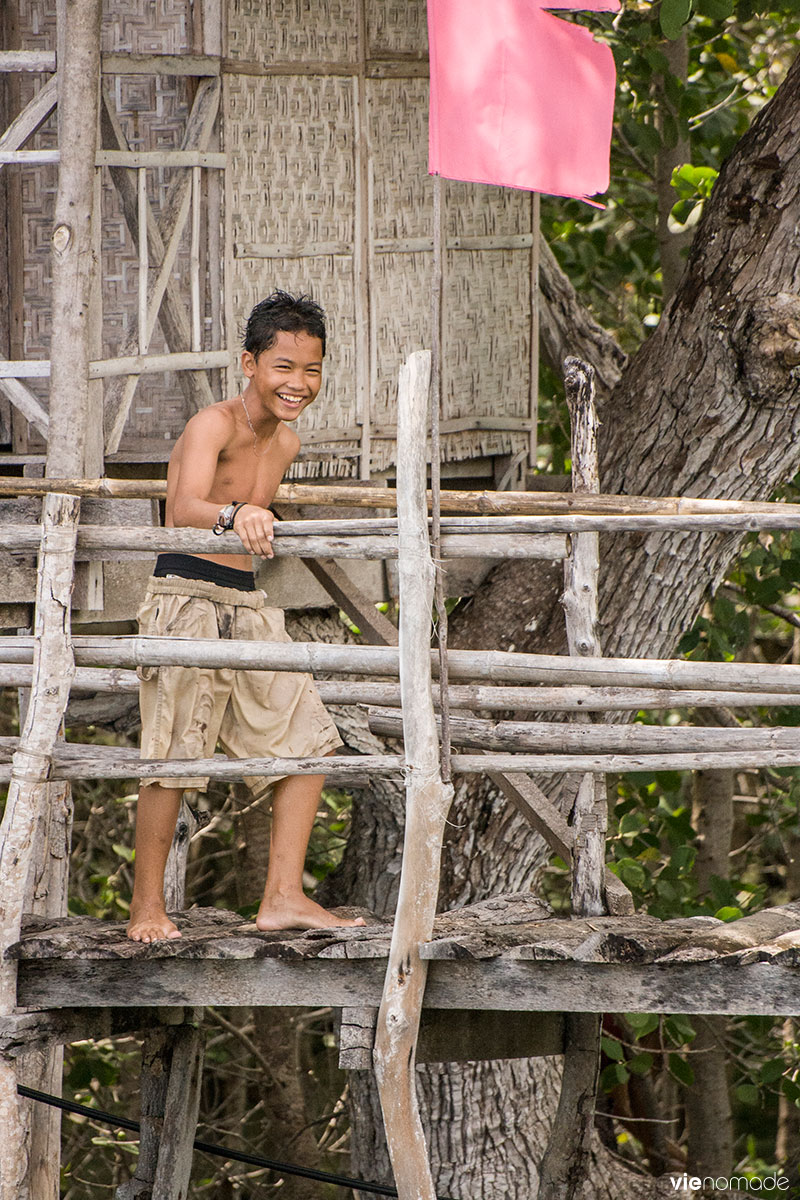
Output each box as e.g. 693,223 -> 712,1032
12,0 -> 202,453
9,0 -> 534,475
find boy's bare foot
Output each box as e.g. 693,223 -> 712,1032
256,891 -> 367,932
127,904 -> 182,943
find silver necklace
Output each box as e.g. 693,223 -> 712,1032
240,394 -> 279,458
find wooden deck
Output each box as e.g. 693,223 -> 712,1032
10,893 -> 800,1017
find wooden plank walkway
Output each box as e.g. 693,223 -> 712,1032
11,893 -> 800,1016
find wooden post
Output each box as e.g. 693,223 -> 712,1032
562,357 -> 606,916
529,191 -> 541,470
46,0 -> 102,479
354,0 -> 371,481
538,358 -> 604,1200
373,351 -> 453,1200
0,493 -> 79,1200
430,173 -> 452,782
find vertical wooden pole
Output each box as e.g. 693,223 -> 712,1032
47,0 -> 102,479
203,0 -> 223,401
373,350 -> 453,1200
538,356 -> 604,1200
562,356 -> 606,916
3,1 -> 30,454
74,164 -> 105,611
0,493 -> 79,1200
190,166 -> 202,352
528,191 -> 541,471
354,0 -> 371,481
430,173 -> 451,782
137,168 -> 149,356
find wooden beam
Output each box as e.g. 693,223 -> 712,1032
297,559 -> 398,645
100,52 -> 220,76
488,771 -> 633,916
339,1007 -> 565,1067
16,957 -> 800,1016
0,72 -> 57,158
0,51 -> 56,72
0,379 -> 48,438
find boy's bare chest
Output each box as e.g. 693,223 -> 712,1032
214,443 -> 282,506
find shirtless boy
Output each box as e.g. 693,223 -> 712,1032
128,291 -> 365,943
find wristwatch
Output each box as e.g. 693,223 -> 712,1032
212,502 -> 243,535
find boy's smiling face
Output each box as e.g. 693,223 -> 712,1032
241,329 -> 324,422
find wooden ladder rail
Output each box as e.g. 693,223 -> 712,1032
0,493 -> 79,1200
372,350 -> 454,1200
538,357 -> 606,1200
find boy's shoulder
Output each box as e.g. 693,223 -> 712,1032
182,400 -> 238,442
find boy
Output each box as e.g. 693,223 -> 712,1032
128,291 -> 365,943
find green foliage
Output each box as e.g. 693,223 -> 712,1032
539,1 -> 798,370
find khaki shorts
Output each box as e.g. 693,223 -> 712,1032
137,576 -> 343,799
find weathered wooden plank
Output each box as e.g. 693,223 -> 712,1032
14,957 -> 800,1015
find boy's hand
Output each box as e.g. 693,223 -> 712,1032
232,504 -> 275,558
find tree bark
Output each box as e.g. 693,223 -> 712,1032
342,52 -> 800,1198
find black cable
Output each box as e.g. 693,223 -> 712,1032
18,1083 -> 455,1199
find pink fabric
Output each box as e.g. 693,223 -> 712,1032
427,0 -> 620,202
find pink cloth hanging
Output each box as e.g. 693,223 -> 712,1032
427,0 -> 620,202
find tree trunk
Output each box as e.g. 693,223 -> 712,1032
342,52 -> 800,1198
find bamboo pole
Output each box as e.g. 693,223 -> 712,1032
0,494 -> 79,1200
3,667 -> 797,711
8,475 -> 800,520
7,635 -> 800,692
0,523 -> 569,561
5,746 -> 800,783
373,351 -> 451,1200
367,709 -> 800,754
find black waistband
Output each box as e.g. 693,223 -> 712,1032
153,553 -> 256,592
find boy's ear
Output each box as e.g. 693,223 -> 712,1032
241,349 -> 256,377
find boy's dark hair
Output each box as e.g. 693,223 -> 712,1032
242,291 -> 327,359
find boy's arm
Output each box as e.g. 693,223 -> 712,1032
170,409 -> 272,555
170,407 -> 237,528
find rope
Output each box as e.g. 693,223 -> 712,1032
17,1083 -> 456,1199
